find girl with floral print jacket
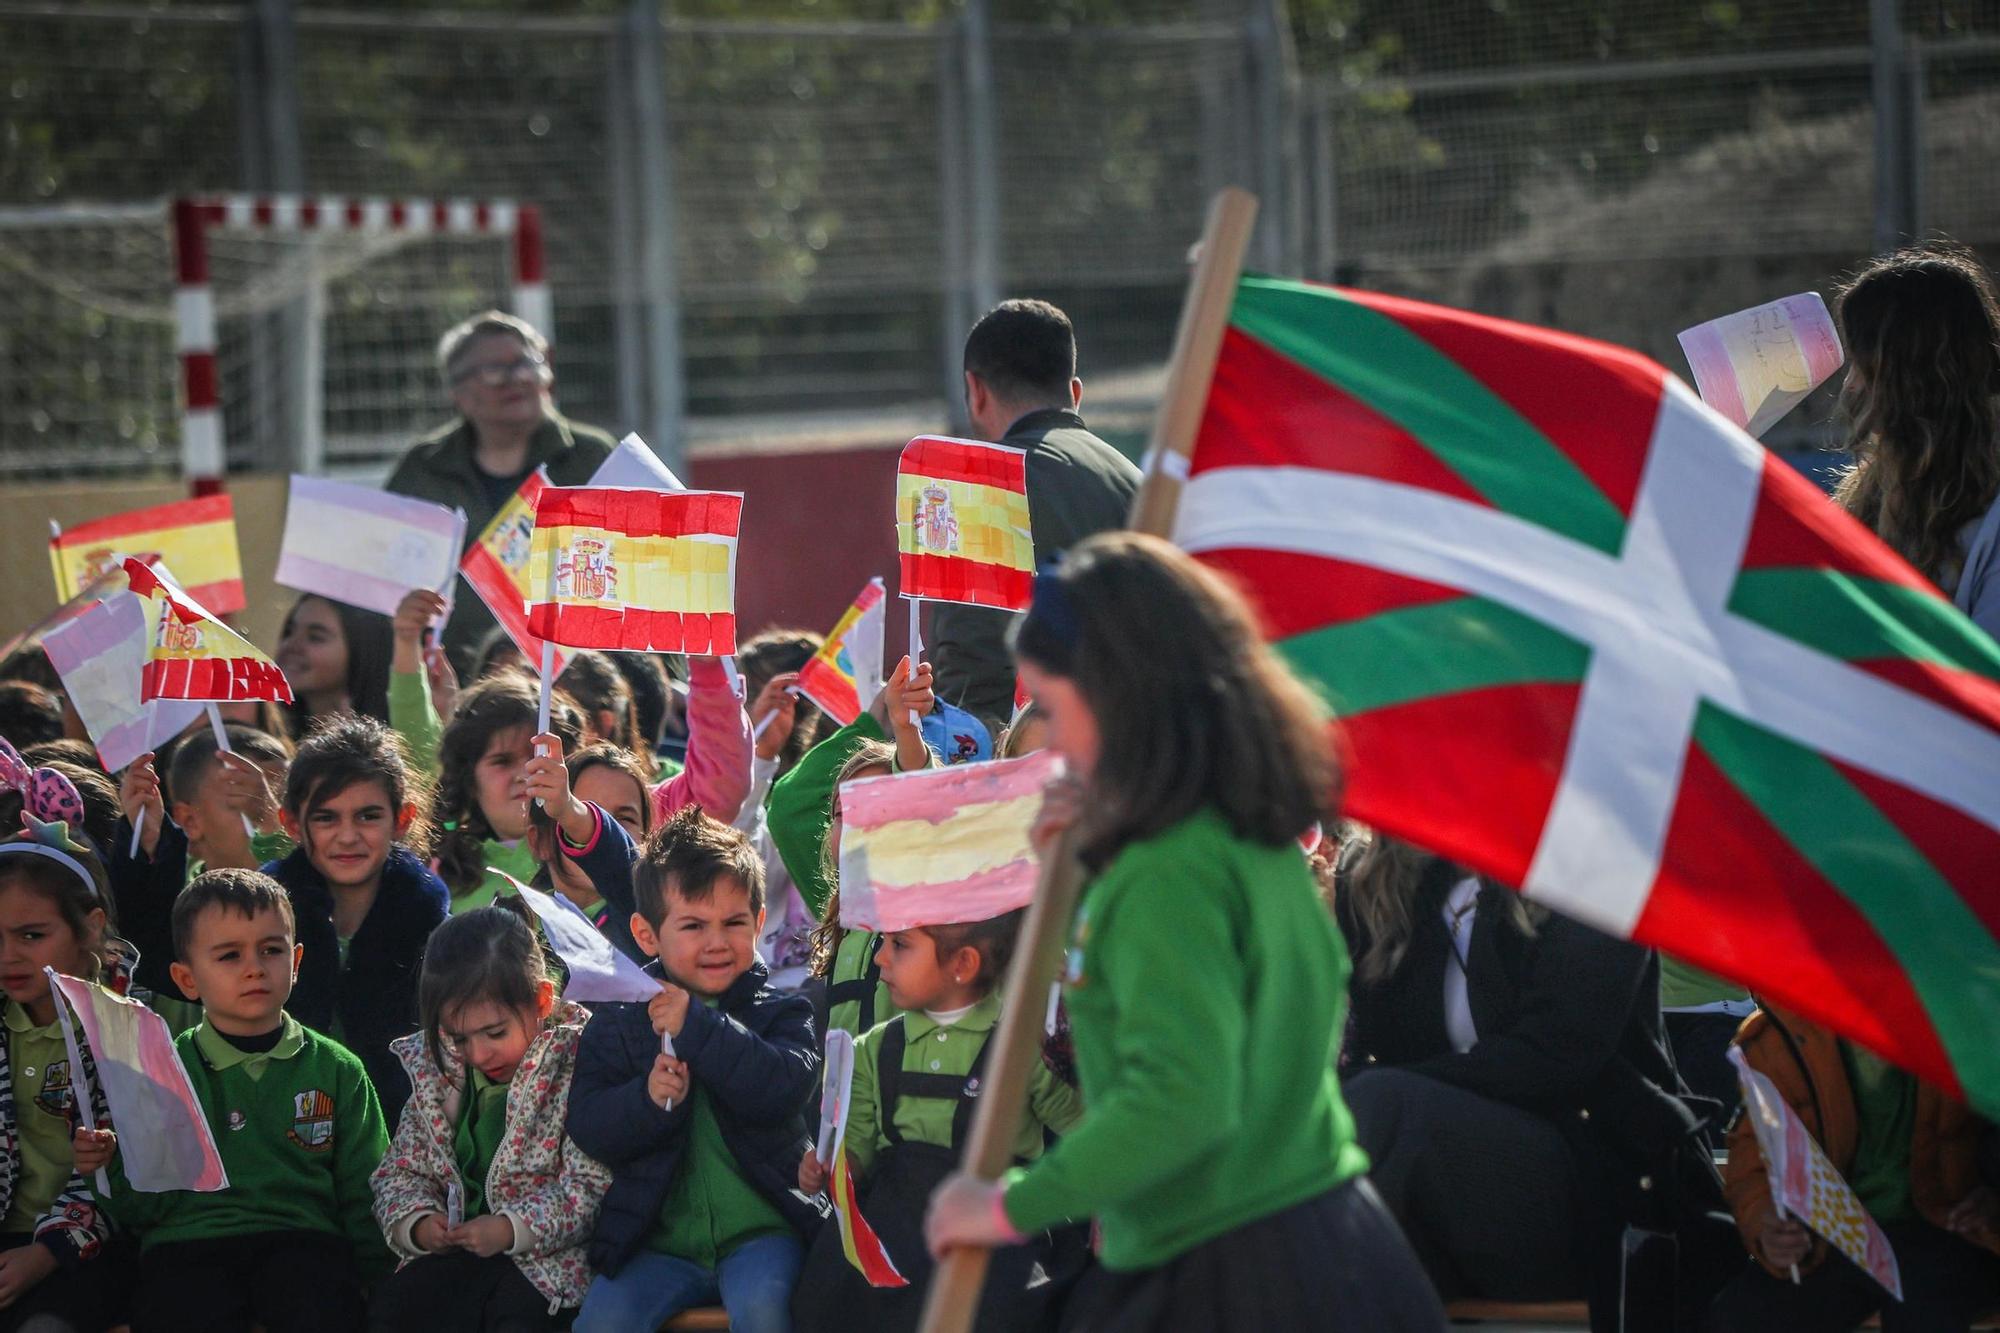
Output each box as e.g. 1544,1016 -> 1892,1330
369,908 -> 611,1329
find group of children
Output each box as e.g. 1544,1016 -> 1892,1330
0,566 -> 1087,1333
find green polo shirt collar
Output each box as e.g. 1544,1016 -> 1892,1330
4,1002 -> 57,1037
194,1013 -> 305,1077
898,991 -> 1001,1045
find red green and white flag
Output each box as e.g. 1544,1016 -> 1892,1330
1175,275 -> 2000,1116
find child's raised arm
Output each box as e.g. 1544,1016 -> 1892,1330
650,655 -> 754,825
117,755 -> 164,859
523,733 -> 596,848
875,657 -> 935,775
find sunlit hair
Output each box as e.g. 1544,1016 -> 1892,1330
634,805 -> 764,929
1013,532 -> 1337,868
432,673 -> 582,897
922,908 -> 1023,997
737,627 -> 827,774
806,739 -> 898,979
416,905 -> 551,1074
280,594 -> 394,728
557,650 -> 644,758
1834,240 -> 2000,589
172,867 -> 293,964
1338,832 -> 1539,987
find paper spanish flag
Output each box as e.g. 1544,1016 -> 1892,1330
897,436 -> 1034,612
51,495 -> 245,616
526,486 -> 744,654
795,577 -> 887,727
123,558 -> 291,704
817,1030 -> 907,1288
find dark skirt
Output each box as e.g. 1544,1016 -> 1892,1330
1059,1178 -> 1446,1333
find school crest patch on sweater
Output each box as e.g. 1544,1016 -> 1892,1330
287,1089 -> 336,1152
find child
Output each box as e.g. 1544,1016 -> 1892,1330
78,867 -> 392,1332
558,650 -> 647,758
0,801 -> 128,1330
1706,1005 -> 2000,1331
265,715 -> 449,1121
276,592 -> 395,731
566,806 -> 824,1333
522,737 -> 644,963
565,741 -> 653,845
110,724 -> 292,1025
803,741 -> 906,1042
429,673 -> 585,912
924,534 -> 1445,1331
793,909 -> 1082,1332
370,907 -> 612,1331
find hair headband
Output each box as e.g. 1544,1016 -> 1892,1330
0,842 -> 101,903
0,737 -> 85,838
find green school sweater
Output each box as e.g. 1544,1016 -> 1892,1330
847,993 -> 1080,1179
1001,809 -> 1370,1271
388,668 -> 443,776
825,929 -> 900,1044
99,1015 -> 392,1277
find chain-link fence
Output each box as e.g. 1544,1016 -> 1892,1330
2,1 -> 1997,479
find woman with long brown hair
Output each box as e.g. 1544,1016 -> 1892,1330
1834,241 -> 2000,636
923,532 -> 1443,1331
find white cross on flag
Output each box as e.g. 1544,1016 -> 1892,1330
1173,276 -> 2000,1117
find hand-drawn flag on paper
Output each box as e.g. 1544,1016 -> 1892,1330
276,475 -> 465,617
591,432 -> 687,491
42,589 -> 205,772
817,1028 -> 906,1287
837,750 -> 1061,933
460,467 -> 565,669
51,495 -> 245,616
1175,274 -> 2000,1120
1730,1047 -> 1901,1298
526,486 -> 743,655
897,436 -> 1034,611
48,968 -> 228,1193
1678,293 -> 1843,439
796,578 -> 887,727
123,559 -> 291,705
511,878 -> 661,1004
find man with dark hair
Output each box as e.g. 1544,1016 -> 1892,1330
385,310 -> 617,674
934,299 -> 1141,728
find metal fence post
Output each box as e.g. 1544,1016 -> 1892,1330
1247,0 -> 1302,276
1870,0 -> 1919,252
604,21 -> 646,439
963,0 -> 1001,318
625,0 -> 687,474
238,0 -> 316,476
937,18 -> 973,432
1309,82 -> 1338,282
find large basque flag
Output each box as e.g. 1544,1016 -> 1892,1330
1176,275 -> 2000,1117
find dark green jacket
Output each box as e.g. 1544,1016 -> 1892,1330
929,408 -> 1139,729
384,411 -> 617,672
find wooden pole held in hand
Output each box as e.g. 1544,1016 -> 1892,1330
916,187 -> 1259,1333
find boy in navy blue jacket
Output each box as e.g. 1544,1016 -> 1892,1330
567,805 -> 826,1333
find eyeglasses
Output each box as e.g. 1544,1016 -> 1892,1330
452,353 -> 549,388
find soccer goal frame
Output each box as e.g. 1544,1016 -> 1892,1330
171,194 -> 549,493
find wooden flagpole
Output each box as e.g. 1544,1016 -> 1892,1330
916,186 -> 1259,1333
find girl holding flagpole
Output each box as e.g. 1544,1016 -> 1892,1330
922,532 -> 1444,1332
0,766 -> 130,1330
369,907 -> 612,1333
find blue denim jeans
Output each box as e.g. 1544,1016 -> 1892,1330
574,1233 -> 804,1333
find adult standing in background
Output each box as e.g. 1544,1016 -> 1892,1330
929,299 -> 1141,730
385,310 -> 616,675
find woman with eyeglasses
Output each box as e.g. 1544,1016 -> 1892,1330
382,310 -> 617,678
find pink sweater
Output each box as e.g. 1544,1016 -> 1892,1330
651,655 -> 753,825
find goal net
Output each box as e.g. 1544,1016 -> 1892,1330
0,197 -> 546,486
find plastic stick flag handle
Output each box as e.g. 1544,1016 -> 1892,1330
721,655 -> 744,700
44,968 -> 112,1196
534,641 -> 555,809
129,808 -> 146,859
660,1028 -> 677,1111
906,600 -> 922,728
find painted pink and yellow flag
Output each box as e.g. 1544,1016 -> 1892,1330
49,969 -> 228,1193
836,750 -> 1062,933
1731,1047 -> 1901,1299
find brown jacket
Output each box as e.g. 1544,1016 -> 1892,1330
1724,1007 -> 1997,1277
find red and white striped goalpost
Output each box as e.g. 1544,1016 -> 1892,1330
170,194 -> 550,495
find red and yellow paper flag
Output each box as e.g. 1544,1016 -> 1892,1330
525,486 -> 743,654
830,1147 -> 907,1288
123,559 -> 291,705
52,495 -> 244,616
460,468 -> 567,669
795,577 -> 886,727
897,436 -> 1034,611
